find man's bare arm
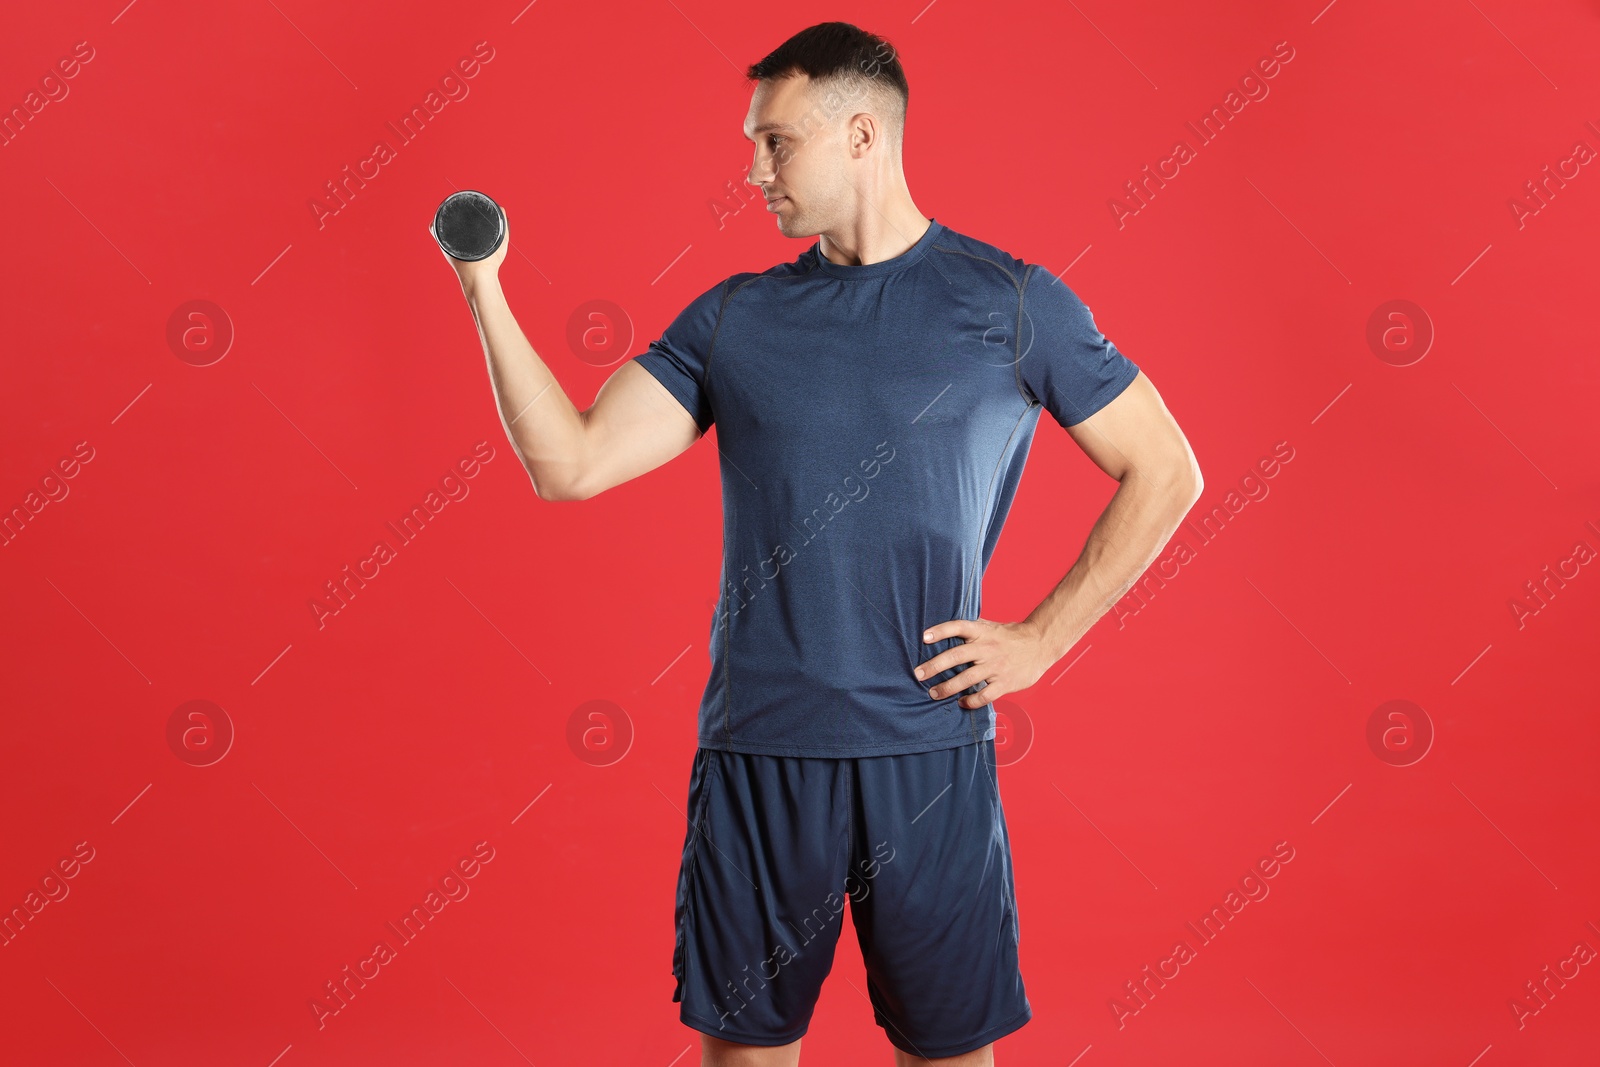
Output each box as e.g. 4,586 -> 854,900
446,221 -> 703,501
916,369 -> 1204,708
1023,370 -> 1203,659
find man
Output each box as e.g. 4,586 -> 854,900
443,21 -> 1202,1066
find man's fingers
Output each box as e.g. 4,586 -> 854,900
922,619 -> 977,644
915,648 -> 975,680
929,665 -> 990,699
961,683 -> 999,708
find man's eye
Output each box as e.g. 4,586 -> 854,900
769,136 -> 783,148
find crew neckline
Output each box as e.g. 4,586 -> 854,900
809,218 -> 943,279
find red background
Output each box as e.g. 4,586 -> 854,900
3,1 -> 1598,1064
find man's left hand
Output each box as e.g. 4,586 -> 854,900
914,618 -> 1056,708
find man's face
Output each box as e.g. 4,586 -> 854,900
743,75 -> 853,238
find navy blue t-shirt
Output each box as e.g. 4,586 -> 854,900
634,217 -> 1140,757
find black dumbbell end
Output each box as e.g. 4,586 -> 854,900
432,190 -> 506,262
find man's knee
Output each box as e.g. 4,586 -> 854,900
892,1040 -> 994,1066
699,1031 -> 802,1066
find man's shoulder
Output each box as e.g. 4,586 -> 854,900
936,225 -> 1101,313
734,247 -> 819,289
927,222 -> 1031,292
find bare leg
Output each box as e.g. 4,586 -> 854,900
700,1033 -> 802,1066
893,1041 -> 994,1066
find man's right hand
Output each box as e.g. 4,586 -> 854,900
442,206 -> 704,501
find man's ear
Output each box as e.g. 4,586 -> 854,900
850,113 -> 878,155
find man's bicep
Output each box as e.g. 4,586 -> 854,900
1063,370 -> 1197,488
570,361 -> 703,499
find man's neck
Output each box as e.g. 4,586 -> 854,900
818,207 -> 932,267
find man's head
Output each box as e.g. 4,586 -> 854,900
742,22 -> 909,238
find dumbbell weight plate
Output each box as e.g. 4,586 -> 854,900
431,190 -> 506,262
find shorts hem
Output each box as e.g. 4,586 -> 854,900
680,1007 -> 809,1047
882,1002 -> 1033,1058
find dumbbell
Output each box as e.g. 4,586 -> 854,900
431,190 -> 506,262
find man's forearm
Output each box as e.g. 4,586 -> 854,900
1023,466 -> 1201,661
461,275 -> 585,499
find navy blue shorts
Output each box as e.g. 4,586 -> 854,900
670,734 -> 1031,1057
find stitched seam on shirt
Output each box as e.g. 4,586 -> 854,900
930,244 -> 1021,288
934,247 -> 1030,630
932,247 -> 1033,408
720,586 -> 733,749
700,277 -> 733,395
701,272 -> 795,426
704,270 -> 796,423
958,405 -> 1035,621
713,275 -> 748,748
1015,265 -> 1037,408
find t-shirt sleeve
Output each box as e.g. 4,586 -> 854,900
630,278 -> 727,434
1017,265 -> 1141,427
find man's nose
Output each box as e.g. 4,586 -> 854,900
747,151 -> 774,188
